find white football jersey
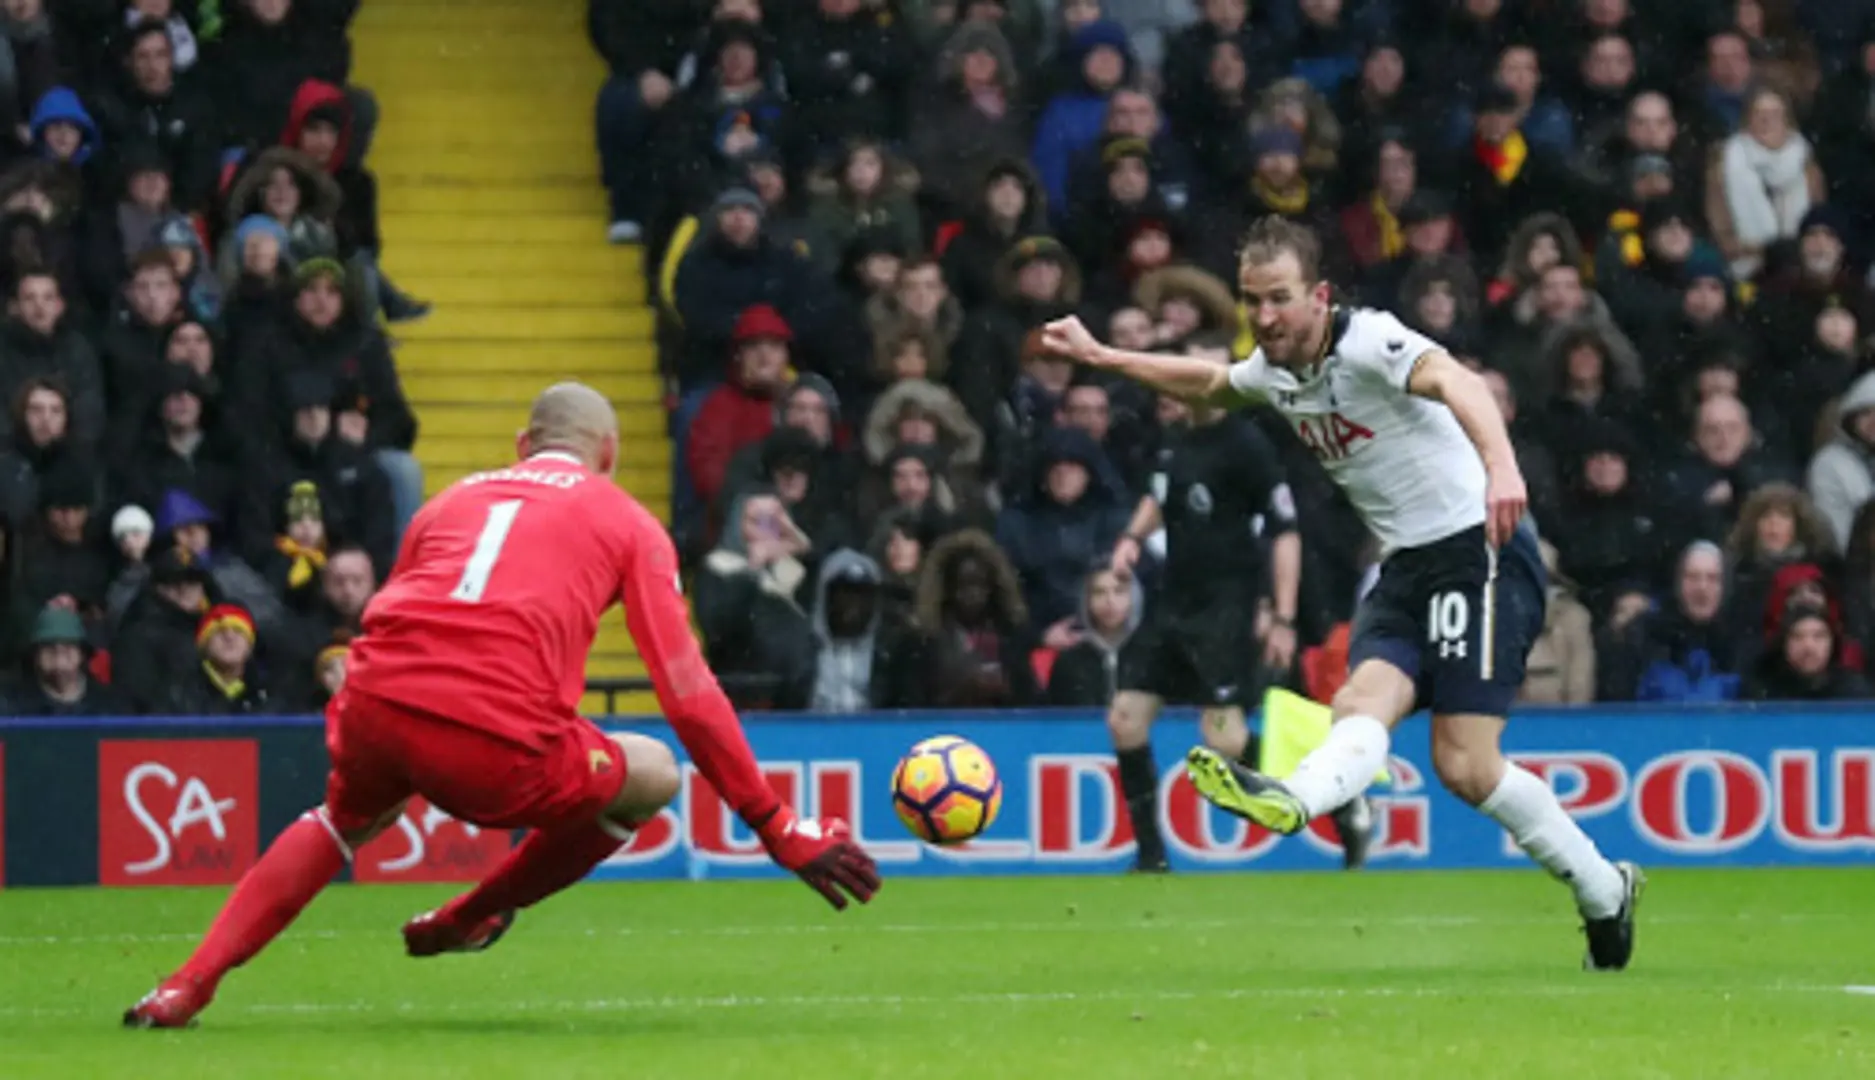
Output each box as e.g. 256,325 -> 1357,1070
1227,307 -> 1486,556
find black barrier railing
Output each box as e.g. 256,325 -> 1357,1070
587,674 -> 782,714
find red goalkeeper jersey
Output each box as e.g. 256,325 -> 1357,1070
346,451 -> 781,823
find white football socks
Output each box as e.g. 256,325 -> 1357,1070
1480,764 -> 1625,919
1283,714 -> 1390,819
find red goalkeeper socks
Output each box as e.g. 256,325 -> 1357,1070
176,809 -> 349,992
442,819 -> 630,927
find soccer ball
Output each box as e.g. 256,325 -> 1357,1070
891,735 -> 1002,845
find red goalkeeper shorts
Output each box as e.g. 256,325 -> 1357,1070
322,686 -> 629,835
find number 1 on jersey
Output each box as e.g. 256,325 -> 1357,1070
451,499 -> 523,602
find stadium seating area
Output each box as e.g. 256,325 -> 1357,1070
601,0 -> 1875,711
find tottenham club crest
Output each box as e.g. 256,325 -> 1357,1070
1187,482 -> 1214,516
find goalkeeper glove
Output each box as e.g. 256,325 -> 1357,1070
754,806 -> 881,911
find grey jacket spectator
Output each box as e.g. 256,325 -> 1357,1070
1807,371 -> 1875,549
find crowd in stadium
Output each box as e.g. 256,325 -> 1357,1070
600,0 -> 1875,712
0,0 -> 421,717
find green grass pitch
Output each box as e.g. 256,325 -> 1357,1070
2,868 -> 1872,1078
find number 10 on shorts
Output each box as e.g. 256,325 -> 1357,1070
1427,591 -> 1469,661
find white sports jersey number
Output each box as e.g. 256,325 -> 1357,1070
1427,591 -> 1469,660
451,499 -> 523,603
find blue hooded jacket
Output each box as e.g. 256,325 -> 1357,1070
996,428 -> 1131,629
30,87 -> 98,165
1032,21 -> 1136,212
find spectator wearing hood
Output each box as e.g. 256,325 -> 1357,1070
808,548 -> 923,712
29,86 -> 100,177
909,21 -> 1030,221
687,303 -> 795,515
111,542 -> 209,711
150,214 -> 220,322
938,158 -> 1050,313
155,602 -> 273,715
218,147 -> 342,276
1064,134 -> 1186,282
996,426 -> 1130,634
14,458 -> 110,617
1045,563 -> 1143,706
88,20 -> 220,210
696,485 -> 817,709
154,485 -> 287,645
1745,602 -> 1872,700
1031,20 -> 1134,213
859,376 -> 988,526
1808,371 -> 1875,549
807,139 -> 923,271
663,20 -> 792,204
0,271 -> 104,456
909,527 -> 1038,707
280,78 -> 428,323
254,370 -> 392,575
1598,540 -> 1745,703
2,603 -> 120,716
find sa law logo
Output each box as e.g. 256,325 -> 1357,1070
98,740 -> 257,887
354,796 -> 513,884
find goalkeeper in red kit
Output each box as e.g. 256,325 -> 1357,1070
125,382 -> 881,1029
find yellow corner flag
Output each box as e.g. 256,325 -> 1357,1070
1258,687 -> 1392,787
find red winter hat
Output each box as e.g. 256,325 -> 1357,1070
196,604 -> 256,649
732,303 -> 793,345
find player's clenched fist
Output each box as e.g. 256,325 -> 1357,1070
756,807 -> 881,911
1041,316 -> 1106,366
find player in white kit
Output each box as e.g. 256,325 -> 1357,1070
1040,217 -> 1643,970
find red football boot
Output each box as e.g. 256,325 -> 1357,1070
123,974 -> 212,1029
401,907 -> 516,958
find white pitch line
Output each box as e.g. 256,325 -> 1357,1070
0,910 -> 1858,948
1847,986 -> 1875,996
0,983 -> 1853,1021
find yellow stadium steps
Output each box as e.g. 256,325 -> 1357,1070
384,244 -> 638,282
381,214 -> 607,247
412,275 -> 647,309
379,183 -> 604,216
395,308 -> 650,345
397,340 -> 657,374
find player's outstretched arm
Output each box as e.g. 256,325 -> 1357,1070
619,526 -> 880,910
1042,316 -> 1262,410
1406,351 -> 1528,546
